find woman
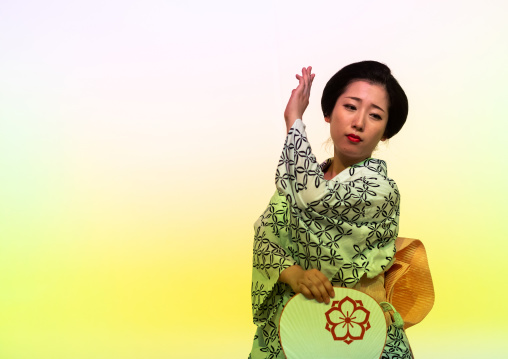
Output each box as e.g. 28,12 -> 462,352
250,61 -> 413,358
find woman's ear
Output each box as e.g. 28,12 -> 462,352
381,136 -> 387,141
324,116 -> 331,123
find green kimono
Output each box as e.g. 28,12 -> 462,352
250,119 -> 412,358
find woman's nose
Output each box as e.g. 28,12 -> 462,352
351,113 -> 365,131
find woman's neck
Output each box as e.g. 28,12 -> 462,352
325,152 -> 370,180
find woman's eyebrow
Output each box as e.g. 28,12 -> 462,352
345,96 -> 385,112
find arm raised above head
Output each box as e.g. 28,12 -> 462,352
284,66 -> 315,133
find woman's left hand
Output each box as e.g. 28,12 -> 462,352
284,66 -> 315,133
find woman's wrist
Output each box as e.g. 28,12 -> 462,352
279,264 -> 303,288
284,117 -> 302,134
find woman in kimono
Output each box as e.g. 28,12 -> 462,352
249,61 -> 413,358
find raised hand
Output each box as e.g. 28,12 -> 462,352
284,66 -> 315,133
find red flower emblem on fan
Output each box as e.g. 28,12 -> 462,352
325,296 -> 371,344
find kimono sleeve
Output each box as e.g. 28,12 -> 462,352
275,118 -> 330,210
251,190 -> 297,326
275,119 -> 399,282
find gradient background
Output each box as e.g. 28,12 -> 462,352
1,0 -> 507,358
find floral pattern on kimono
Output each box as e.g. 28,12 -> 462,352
250,119 -> 410,358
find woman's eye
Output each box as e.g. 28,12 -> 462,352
344,104 -> 356,110
371,113 -> 382,120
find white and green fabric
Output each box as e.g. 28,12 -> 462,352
250,119 -> 412,358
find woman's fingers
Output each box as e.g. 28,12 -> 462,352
300,269 -> 333,304
315,271 -> 335,300
309,283 -> 328,303
324,277 -> 335,299
299,282 -> 325,303
296,66 -> 314,93
304,282 -> 328,304
313,272 -> 332,304
283,66 -> 314,130
303,66 -> 314,96
304,67 -> 309,93
300,286 -> 313,301
284,267 -> 334,304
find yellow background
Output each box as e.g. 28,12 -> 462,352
1,0 -> 507,358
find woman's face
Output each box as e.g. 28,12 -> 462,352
325,80 -> 389,165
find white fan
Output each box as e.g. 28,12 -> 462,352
279,287 -> 387,359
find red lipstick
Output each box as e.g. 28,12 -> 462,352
346,134 -> 361,143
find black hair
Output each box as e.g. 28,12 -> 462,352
321,61 -> 408,139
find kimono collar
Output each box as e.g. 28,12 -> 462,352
320,157 -> 388,179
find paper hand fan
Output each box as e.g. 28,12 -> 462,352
279,287 -> 387,359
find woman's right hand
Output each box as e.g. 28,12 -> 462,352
279,264 -> 335,304
283,66 -> 315,133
